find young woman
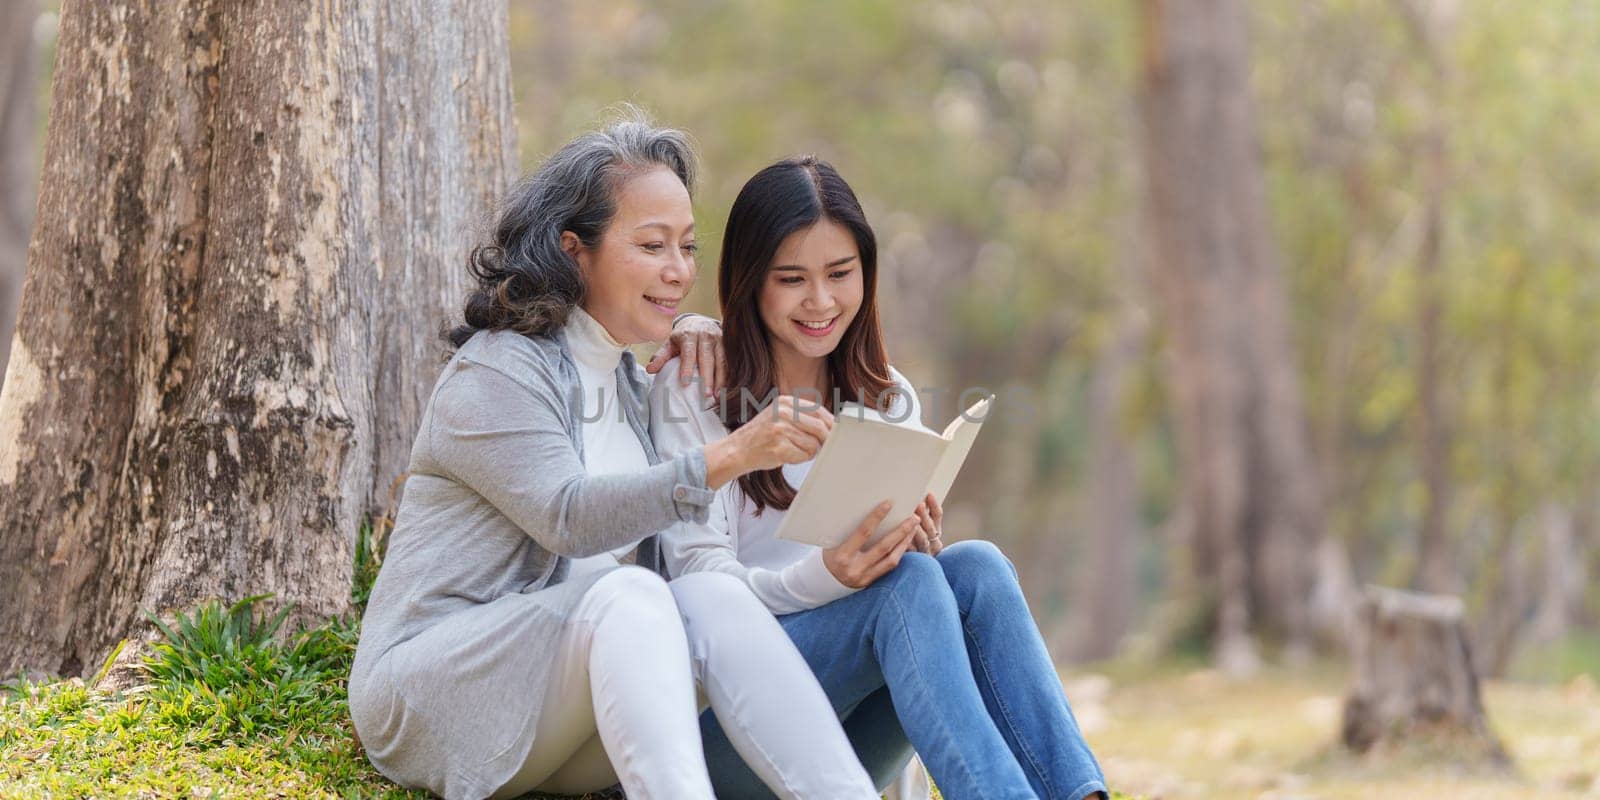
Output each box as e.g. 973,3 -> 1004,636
649,156 -> 1109,800
348,121 -> 880,800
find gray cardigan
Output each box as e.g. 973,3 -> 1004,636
348,327 -> 714,800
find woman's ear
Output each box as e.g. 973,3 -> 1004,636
561,231 -> 591,281
559,231 -> 583,259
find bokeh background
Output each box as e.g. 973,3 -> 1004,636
501,0 -> 1600,678
3,1 -> 1597,797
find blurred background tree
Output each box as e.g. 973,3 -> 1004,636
1138,0 -> 1333,674
3,3 -> 1596,796
3,0 -> 1596,685
505,0 -> 1600,680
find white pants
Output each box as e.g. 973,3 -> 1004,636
492,566 -> 877,800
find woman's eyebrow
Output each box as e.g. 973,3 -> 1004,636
633,221 -> 695,233
773,256 -> 858,271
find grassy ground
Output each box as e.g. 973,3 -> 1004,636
1,598 -> 419,799
4,594 -> 1593,798
1075,658 -> 1600,799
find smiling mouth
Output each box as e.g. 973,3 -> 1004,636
793,315 -> 839,337
644,294 -> 681,312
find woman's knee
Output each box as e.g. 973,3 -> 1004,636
582,567 -> 695,688
877,552 -> 950,602
866,553 -> 961,635
937,539 -> 1017,584
587,565 -> 677,626
668,572 -> 785,666
597,563 -> 672,595
936,540 -> 1028,619
669,571 -> 763,622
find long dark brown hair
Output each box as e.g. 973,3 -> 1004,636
717,156 -> 896,514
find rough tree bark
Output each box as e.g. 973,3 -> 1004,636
1341,586 -> 1509,767
1138,0 -> 1328,672
0,0 -> 38,390
0,0 -> 516,679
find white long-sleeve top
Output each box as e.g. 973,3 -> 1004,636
647,357 -> 924,614
564,305 -> 653,576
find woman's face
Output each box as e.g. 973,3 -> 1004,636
757,218 -> 864,370
569,166 -> 697,345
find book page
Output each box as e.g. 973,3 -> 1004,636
924,396 -> 991,503
773,414 -> 946,548
834,400 -> 928,431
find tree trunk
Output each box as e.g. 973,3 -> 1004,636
1529,503 -> 1579,645
1137,0 -> 1328,671
1473,267 -> 1533,678
1577,488 -> 1599,630
1070,308 -> 1145,662
1411,117 -> 1455,593
0,0 -> 515,679
1341,586 -> 1510,768
1397,0 -> 1461,596
0,0 -> 38,390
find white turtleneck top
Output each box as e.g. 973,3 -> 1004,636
564,305 -> 652,574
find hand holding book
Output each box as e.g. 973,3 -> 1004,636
774,395 -> 993,549
911,492 -> 945,556
820,500 -> 921,588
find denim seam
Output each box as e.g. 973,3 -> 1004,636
885,587 -> 989,797
962,613 -> 1056,798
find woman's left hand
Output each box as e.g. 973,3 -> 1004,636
912,492 -> 944,556
646,314 -> 725,396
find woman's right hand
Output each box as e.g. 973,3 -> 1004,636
732,395 -> 834,471
704,395 -> 833,488
823,500 -> 920,589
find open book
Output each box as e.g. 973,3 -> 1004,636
773,395 -> 993,548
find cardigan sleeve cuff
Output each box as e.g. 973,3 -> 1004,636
670,448 -> 716,524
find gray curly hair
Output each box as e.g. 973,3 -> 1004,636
448,108 -> 697,347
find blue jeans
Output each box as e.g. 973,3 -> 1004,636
700,540 -> 1107,800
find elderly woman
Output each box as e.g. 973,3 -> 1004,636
348,117 -> 883,800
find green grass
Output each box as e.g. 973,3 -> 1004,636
0,518 -> 1138,798
0,513 -> 425,798
1,595 -> 421,798
23,553 -> 1590,799
0,587 -> 1142,798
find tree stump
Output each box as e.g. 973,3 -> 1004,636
1340,586 -> 1510,768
